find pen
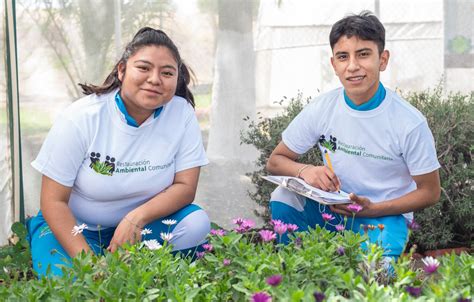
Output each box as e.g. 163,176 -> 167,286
324,150 -> 340,193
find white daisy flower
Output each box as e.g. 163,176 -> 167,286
160,232 -> 174,241
71,223 -> 88,236
162,219 -> 177,226
140,228 -> 153,235
143,239 -> 162,250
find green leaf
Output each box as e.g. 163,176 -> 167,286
11,222 -> 27,239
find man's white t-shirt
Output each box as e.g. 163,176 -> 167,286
282,87 -> 440,220
32,90 -> 208,229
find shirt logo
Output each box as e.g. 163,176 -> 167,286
89,152 -> 116,176
319,134 -> 337,152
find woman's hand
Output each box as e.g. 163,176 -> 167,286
107,215 -> 143,253
300,165 -> 341,192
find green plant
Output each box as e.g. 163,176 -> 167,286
405,87 -> 473,251
1,221 -> 472,301
0,222 -> 32,283
241,87 -> 473,250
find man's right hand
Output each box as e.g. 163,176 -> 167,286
300,165 -> 341,192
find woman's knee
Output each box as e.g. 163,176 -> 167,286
170,209 -> 210,250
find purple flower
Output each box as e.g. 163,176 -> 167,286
322,213 -> 335,222
210,229 -> 226,236
407,220 -> 420,231
223,259 -> 231,266
337,246 -> 345,256
252,292 -> 272,302
405,286 -> 422,297
347,203 -> 363,213
235,219 -> 255,233
202,244 -> 213,252
335,224 -> 345,232
457,297 -> 472,302
286,223 -> 299,233
196,251 -> 206,259
266,274 -> 283,286
422,256 -> 440,275
294,237 -> 302,247
313,291 -> 325,302
259,230 -> 276,242
233,217 -> 244,226
362,224 -> 369,233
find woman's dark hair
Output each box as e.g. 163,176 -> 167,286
79,27 -> 195,107
329,11 -> 385,55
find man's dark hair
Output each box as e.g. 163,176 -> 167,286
329,11 -> 385,54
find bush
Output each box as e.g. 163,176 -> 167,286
1,222 -> 472,301
240,87 -> 473,251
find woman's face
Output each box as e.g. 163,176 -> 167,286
118,45 -> 178,124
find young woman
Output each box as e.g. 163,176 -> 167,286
28,27 -> 210,277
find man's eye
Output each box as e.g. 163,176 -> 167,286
359,52 -> 370,57
337,55 -> 347,60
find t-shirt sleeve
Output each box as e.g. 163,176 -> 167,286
282,102 -> 320,155
402,120 -> 441,176
174,112 -> 209,173
31,117 -> 88,187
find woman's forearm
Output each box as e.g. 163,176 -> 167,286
41,199 -> 91,257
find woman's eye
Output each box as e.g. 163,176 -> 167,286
137,66 -> 149,71
162,71 -> 175,76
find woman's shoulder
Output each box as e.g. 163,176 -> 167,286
164,95 -> 194,116
62,91 -> 114,121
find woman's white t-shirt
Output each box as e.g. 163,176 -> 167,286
32,90 -> 208,229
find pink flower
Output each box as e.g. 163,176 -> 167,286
286,223 -> 299,233
202,244 -> 213,252
347,203 -> 363,213
322,213 -> 335,222
232,217 -> 244,226
270,219 -> 284,226
252,292 -> 272,302
273,223 -> 287,235
235,219 -> 255,233
223,259 -> 231,266
422,256 -> 440,275
259,230 -> 276,242
210,229 -> 226,236
196,251 -> 206,259
335,224 -> 345,232
266,274 -> 283,286
407,220 -> 420,231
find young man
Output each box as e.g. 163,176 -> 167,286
266,11 -> 440,259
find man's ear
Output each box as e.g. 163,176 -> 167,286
379,50 -> 390,71
117,62 -> 125,82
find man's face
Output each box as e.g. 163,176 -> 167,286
331,36 -> 389,105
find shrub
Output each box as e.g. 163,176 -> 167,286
240,87 -> 473,251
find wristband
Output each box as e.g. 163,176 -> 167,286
296,164 -> 310,178
124,216 -> 143,230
